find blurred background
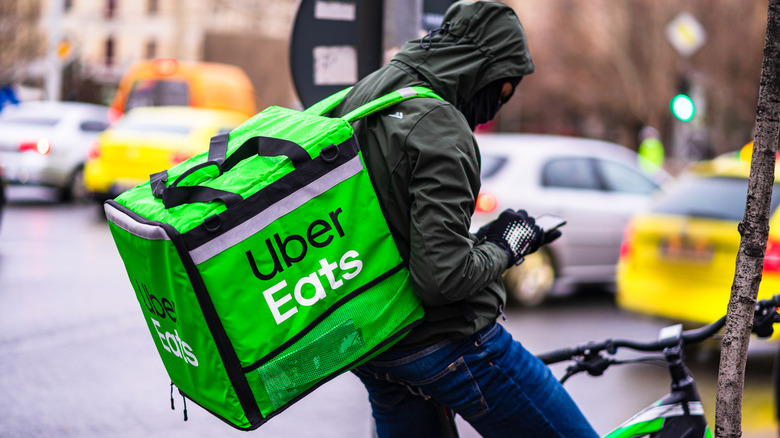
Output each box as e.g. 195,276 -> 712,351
2,0 -> 780,437
0,0 -> 767,165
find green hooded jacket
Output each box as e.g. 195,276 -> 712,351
329,1 -> 535,347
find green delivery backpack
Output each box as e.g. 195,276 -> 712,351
105,86 -> 441,430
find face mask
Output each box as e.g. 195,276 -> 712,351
459,77 -> 521,131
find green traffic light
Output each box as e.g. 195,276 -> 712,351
670,94 -> 695,122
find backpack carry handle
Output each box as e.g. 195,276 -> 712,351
303,87 -> 353,116
341,86 -> 443,123
149,86 -> 442,209
303,86 -> 443,120
150,164 -> 243,210
150,134 -> 310,209
215,134 -> 310,173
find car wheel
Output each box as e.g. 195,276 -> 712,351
503,248 -> 555,307
61,165 -> 88,203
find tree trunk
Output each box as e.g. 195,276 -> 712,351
715,1 -> 780,436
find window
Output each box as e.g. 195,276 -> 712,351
596,160 -> 659,194
115,122 -> 191,135
541,158 -> 600,190
479,154 -> 508,179
105,0 -> 116,18
652,176 -> 780,221
125,80 -> 190,111
0,117 -> 60,127
114,113 -> 190,134
80,120 -> 110,132
105,36 -> 115,66
145,40 -> 157,59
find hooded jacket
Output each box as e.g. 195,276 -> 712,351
329,1 -> 535,347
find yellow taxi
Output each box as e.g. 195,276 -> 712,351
109,58 -> 258,122
84,106 -> 247,201
616,146 -> 780,327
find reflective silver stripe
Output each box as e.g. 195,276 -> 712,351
398,87 -> 417,98
618,401 -> 704,428
105,203 -> 171,241
189,154 -> 364,265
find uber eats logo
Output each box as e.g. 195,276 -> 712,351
245,208 -> 364,325
135,280 -> 199,367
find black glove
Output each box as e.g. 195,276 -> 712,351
482,209 -> 560,266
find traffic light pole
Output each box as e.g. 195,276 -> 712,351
45,0 -> 65,101
670,71 -> 708,165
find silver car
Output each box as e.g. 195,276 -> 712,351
0,101 -> 110,202
472,133 -> 669,306
0,160 -> 5,228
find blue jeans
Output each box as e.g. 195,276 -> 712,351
352,323 -> 598,438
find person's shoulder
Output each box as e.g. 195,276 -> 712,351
386,100 -> 476,158
392,98 -> 469,132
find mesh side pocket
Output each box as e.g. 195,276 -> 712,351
256,319 -> 363,409
245,268 -> 422,416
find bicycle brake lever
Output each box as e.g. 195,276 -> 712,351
560,367 -> 578,385
574,352 -> 613,377
561,358 -> 596,384
753,304 -> 778,338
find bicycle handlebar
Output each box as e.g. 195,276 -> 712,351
538,294 -> 780,365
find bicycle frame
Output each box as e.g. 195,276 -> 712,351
603,345 -> 712,438
538,295 -> 780,438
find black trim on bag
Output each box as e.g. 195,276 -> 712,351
152,135 -> 314,210
106,199 -> 161,226
181,136 -> 360,250
243,262 -> 408,373
161,222 -> 265,427
107,200 -> 264,427
177,388 -> 261,431
107,166 -> 424,432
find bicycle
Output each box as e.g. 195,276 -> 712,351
536,294 -> 780,438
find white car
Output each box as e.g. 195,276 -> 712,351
473,133 -> 670,306
0,101 -> 110,201
0,160 -> 5,228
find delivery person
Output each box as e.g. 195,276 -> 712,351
329,1 -> 598,437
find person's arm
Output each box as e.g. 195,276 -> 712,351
405,105 -> 508,306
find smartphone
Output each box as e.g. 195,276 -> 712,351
535,214 -> 567,233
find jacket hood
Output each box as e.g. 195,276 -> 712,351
392,1 -> 534,106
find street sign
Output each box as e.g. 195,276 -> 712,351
665,12 -> 706,58
290,0 -> 382,108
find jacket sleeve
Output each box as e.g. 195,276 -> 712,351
405,104 -> 509,306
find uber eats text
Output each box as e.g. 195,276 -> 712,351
245,208 -> 363,325
136,280 -> 199,367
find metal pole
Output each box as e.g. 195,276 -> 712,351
45,0 -> 64,101
383,0 -> 423,64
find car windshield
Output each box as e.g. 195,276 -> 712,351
112,111 -> 192,134
113,120 -> 192,135
541,157 -> 659,194
596,160 -> 659,194
652,176 -> 780,221
126,80 -> 189,111
0,116 -> 60,126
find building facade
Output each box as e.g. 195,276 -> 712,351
35,0 -> 296,104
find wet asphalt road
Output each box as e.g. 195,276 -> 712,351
1,188 -> 778,437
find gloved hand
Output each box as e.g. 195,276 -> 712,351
479,209 -> 561,266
